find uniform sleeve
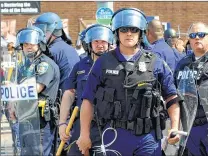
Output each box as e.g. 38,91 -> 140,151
82,58 -> 102,103
63,62 -> 79,90
154,58 -> 177,100
36,62 -> 55,86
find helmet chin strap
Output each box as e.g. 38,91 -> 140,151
92,51 -> 106,56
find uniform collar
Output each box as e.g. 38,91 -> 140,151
115,47 -> 142,62
151,38 -> 165,45
193,52 -> 208,62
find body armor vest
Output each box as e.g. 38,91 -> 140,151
94,50 -> 164,140
175,54 -> 208,126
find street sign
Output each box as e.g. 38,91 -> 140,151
96,7 -> 113,25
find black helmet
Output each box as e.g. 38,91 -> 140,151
164,28 -> 178,41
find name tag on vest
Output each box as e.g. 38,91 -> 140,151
106,69 -> 119,75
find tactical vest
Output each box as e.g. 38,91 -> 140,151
193,57 -> 208,126
94,50 -> 164,140
176,54 -> 208,126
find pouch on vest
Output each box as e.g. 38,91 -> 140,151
95,87 -> 115,119
151,91 -> 160,117
114,101 -> 122,119
144,118 -> 152,134
128,103 -> 138,121
135,118 -> 143,135
140,88 -> 152,118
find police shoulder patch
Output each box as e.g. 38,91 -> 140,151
37,62 -> 49,75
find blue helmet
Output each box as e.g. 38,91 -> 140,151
16,26 -> 47,54
84,24 -> 114,56
16,26 -> 46,46
85,24 -> 114,44
34,12 -> 63,29
33,12 -> 63,38
111,8 -> 147,32
164,28 -> 178,41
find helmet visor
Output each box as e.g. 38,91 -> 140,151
85,26 -> 114,44
16,29 -> 40,45
111,9 -> 147,31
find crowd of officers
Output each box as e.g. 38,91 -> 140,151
1,7 -> 208,156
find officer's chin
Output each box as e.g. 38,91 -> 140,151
95,51 -> 105,56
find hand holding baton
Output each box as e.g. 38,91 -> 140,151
56,106 -> 79,156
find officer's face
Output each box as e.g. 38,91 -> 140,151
91,40 -> 108,53
118,27 -> 140,48
23,43 -> 39,53
189,23 -> 208,56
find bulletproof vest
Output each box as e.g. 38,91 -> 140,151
193,56 -> 208,126
176,54 -> 208,126
94,50 -> 163,139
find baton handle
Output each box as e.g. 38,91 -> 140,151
170,131 -> 188,138
56,106 -> 79,156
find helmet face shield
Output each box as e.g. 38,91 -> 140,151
35,12 -> 63,29
33,23 -> 56,41
111,9 -> 147,32
16,27 -> 46,47
17,30 -> 40,45
85,26 -> 114,44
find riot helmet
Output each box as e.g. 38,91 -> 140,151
111,8 -> 148,47
164,28 -> 179,41
84,24 -> 114,56
16,26 -> 47,59
34,12 -> 72,45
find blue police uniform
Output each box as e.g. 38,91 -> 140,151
48,37 -> 80,91
149,38 -> 184,72
63,56 -> 101,155
82,47 -> 177,156
64,56 -> 93,107
174,53 -> 208,156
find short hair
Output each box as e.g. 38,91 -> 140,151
187,22 -> 208,34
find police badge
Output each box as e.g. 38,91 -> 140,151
139,62 -> 147,72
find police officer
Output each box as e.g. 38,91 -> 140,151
59,24 -> 114,155
164,28 -> 186,54
146,20 -> 184,73
34,12 -> 80,91
175,22 -> 208,156
164,28 -> 178,47
77,8 -> 180,156
16,26 -> 60,155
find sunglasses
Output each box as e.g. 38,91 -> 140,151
189,32 -> 208,39
119,27 -> 140,33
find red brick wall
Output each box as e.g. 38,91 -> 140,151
2,1 -> 208,45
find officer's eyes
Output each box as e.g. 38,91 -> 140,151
189,32 -> 208,39
119,27 -> 139,33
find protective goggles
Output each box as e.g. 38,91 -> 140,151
189,32 -> 208,39
119,27 -> 140,33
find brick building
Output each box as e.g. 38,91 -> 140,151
2,1 -> 208,45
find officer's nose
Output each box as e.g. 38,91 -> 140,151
126,30 -> 132,35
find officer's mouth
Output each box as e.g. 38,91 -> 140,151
195,42 -> 202,45
126,39 -> 133,41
